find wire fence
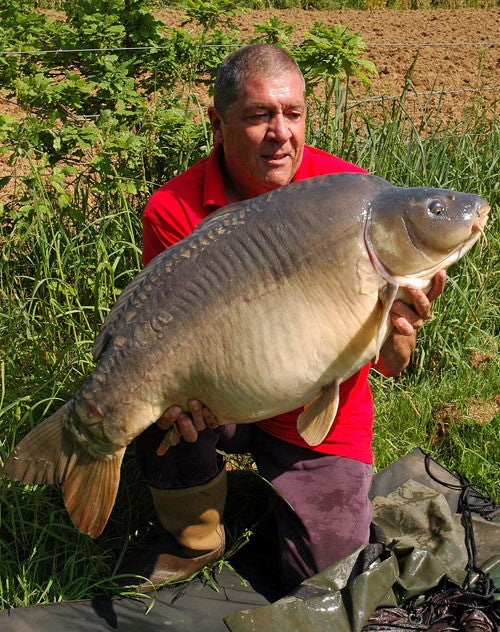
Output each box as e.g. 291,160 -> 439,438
0,39 -> 497,122
0,40 -> 499,56
347,85 -> 500,107
1,84 -> 497,121
1,87 -> 497,124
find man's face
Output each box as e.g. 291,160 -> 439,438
209,71 -> 306,200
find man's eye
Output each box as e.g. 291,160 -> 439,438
247,113 -> 268,121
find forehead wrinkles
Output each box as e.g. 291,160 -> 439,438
236,75 -> 305,108
269,84 -> 295,99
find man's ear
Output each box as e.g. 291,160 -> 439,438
208,106 -> 224,144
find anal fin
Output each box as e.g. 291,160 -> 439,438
297,380 -> 340,447
62,447 -> 125,539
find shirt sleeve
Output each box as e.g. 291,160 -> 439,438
142,189 -> 191,266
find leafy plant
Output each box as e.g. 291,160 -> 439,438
1,0 -> 497,611
297,22 -> 377,149
250,17 -> 295,47
181,0 -> 239,31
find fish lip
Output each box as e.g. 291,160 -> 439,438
471,203 -> 490,234
476,204 -> 490,229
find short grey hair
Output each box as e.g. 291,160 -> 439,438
213,44 -> 305,120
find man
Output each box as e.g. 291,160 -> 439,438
127,44 -> 445,594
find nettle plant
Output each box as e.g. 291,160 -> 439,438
1,0 -> 376,223
296,22 -> 377,152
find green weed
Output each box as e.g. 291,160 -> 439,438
0,0 -> 497,610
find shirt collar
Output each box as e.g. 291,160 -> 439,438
203,144 -> 229,211
203,144 -> 311,209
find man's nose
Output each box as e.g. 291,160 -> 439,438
266,114 -> 291,143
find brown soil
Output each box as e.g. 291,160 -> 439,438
431,394 -> 499,444
157,8 -> 500,125
1,9 -> 498,198
2,9 -> 498,123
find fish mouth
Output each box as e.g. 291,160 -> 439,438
471,204 -> 490,245
472,204 -> 490,231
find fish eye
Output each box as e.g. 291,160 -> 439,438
428,199 -> 444,216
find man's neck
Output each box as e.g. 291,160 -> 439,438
221,159 -> 267,203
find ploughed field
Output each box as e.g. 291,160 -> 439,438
0,9 -> 498,196
157,8 -> 500,126
1,9 -> 498,125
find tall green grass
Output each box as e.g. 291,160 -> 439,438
0,87 -> 498,608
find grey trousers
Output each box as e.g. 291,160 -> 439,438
135,423 -> 373,592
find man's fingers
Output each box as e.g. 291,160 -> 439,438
156,405 -> 182,430
156,406 -> 199,445
187,399 -> 219,431
176,414 -> 199,443
391,314 -> 418,336
426,270 -> 447,303
188,399 -> 207,431
402,271 -> 447,319
398,270 -> 447,330
202,407 -> 219,429
390,301 -> 424,334
393,271 -> 447,335
156,400 -> 218,437
401,287 -> 431,320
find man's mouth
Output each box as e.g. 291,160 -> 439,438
262,153 -> 289,163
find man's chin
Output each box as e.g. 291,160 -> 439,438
259,167 -> 295,189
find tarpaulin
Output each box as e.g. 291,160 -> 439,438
224,456 -> 500,632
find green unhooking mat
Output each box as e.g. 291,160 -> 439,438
1,568 -> 268,631
2,448 -> 499,631
225,479 -> 500,631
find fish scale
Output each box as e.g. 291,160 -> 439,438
2,173 -> 490,538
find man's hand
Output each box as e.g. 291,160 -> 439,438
374,270 -> 447,377
156,399 -> 219,443
390,270 -> 447,336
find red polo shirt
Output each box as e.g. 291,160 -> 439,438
142,144 -> 374,463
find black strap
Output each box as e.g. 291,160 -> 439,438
423,452 -> 496,594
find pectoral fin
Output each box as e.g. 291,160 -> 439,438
375,283 -> 399,362
156,424 -> 181,456
297,380 -> 341,447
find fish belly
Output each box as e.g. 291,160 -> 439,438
82,196 -> 386,446
148,264 -> 383,427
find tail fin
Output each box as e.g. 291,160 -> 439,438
2,403 -> 125,538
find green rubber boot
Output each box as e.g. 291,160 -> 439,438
121,468 -> 227,592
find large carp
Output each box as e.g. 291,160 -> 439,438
2,173 -> 489,538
